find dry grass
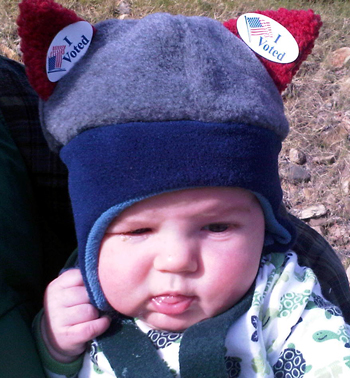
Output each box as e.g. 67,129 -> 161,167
279,8 -> 350,266
1,0 -> 350,266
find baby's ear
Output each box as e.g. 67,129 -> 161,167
223,9 -> 322,92
17,0 -> 95,100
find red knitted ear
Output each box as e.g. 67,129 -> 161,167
223,9 -> 322,93
17,0 -> 94,100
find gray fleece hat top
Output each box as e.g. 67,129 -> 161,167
18,0 -> 321,310
40,13 -> 289,151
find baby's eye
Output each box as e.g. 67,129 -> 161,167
127,228 -> 151,235
202,223 -> 230,233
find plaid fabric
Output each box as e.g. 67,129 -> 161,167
0,55 -> 76,285
289,213 -> 350,323
0,55 -> 349,322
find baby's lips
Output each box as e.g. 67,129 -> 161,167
151,294 -> 194,315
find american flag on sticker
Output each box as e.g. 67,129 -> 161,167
245,16 -> 273,39
47,45 -> 66,73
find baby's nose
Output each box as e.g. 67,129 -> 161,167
153,236 -> 198,273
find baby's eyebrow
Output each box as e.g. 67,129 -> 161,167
107,200 -> 256,230
106,215 -> 151,230
193,208 -> 254,222
202,201 -> 256,214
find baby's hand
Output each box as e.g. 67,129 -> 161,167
41,269 -> 111,363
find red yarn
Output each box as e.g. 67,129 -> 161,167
224,9 -> 322,93
17,0 -> 88,100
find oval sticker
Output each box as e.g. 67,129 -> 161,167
46,21 -> 94,83
237,13 -> 299,64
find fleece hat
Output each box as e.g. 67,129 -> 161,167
18,1 -> 321,311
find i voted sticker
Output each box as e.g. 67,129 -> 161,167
237,13 -> 299,64
46,21 -> 94,82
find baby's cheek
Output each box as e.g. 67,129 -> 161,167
204,260 -> 257,315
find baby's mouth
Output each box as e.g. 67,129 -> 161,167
151,294 -> 195,315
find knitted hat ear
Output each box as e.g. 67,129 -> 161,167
223,9 -> 322,92
17,0 -> 95,100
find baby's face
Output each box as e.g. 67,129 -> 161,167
98,187 -> 265,331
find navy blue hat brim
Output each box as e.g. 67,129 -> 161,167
60,121 -> 295,310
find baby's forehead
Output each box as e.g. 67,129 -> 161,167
106,187 -> 260,226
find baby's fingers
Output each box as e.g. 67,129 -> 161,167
51,269 -> 85,290
61,286 -> 90,307
68,315 -> 111,348
65,303 -> 100,325
45,269 -> 90,310
42,309 -> 111,360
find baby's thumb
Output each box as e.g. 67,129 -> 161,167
90,315 -> 111,339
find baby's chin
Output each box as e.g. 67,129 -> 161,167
139,312 -> 209,332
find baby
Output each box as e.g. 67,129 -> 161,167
43,187 -> 265,361
17,1 -> 350,377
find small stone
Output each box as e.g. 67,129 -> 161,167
303,187 -> 312,199
311,225 -> 324,235
313,155 -> 336,165
309,217 -> 334,227
328,225 -> 343,241
289,148 -> 306,165
299,204 -> 327,220
328,47 -> 350,69
118,0 -> 131,15
0,44 -> 17,60
287,164 -> 311,183
341,177 -> 350,195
